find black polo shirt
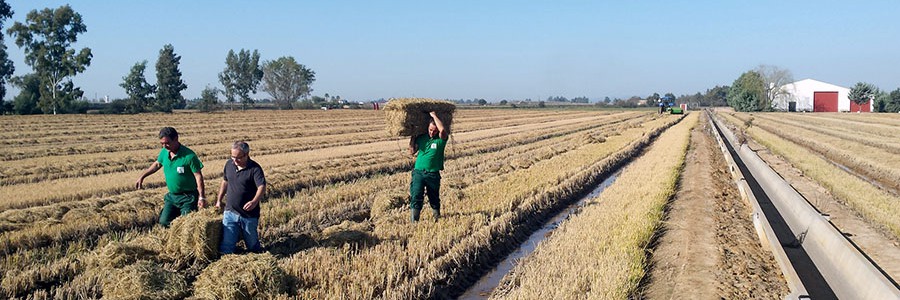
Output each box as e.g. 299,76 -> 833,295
223,158 -> 266,218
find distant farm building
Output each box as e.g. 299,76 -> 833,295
774,79 -> 871,112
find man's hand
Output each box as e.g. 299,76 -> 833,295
198,197 -> 207,208
215,200 -> 222,209
243,200 -> 259,211
135,178 -> 144,189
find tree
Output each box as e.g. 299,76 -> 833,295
755,65 -> 793,110
11,73 -> 41,114
886,88 -> 900,113
7,4 -> 92,114
119,60 -> 155,113
0,0 -> 14,101
703,85 -> 729,107
261,56 -> 315,110
727,71 -> 766,112
572,96 -> 589,103
218,49 -> 263,110
477,99 -> 487,105
499,100 -> 508,105
154,44 -> 187,112
648,93 -> 660,103
848,82 -> 876,113
197,85 -> 220,112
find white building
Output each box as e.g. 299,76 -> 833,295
774,79 -> 871,112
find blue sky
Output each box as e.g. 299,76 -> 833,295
5,0 -> 899,102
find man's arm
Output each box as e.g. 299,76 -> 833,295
242,184 -> 266,211
215,179 -> 228,209
429,111 -> 449,140
408,135 -> 419,156
135,161 -> 162,189
194,171 -> 206,208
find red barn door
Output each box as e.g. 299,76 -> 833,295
813,92 -> 838,112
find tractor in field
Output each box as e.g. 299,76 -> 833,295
659,95 -> 682,114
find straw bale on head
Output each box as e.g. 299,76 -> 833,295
383,98 -> 455,136
101,260 -> 188,300
162,209 -> 222,263
193,253 -> 291,300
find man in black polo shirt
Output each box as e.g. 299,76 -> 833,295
215,141 -> 266,254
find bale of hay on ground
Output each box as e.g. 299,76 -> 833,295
383,98 -> 455,136
102,260 -> 188,300
193,253 -> 291,300
162,208 -> 222,263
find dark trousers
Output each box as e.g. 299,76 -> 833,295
410,169 -> 441,210
159,192 -> 198,227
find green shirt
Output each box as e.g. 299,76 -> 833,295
414,134 -> 447,172
157,145 -> 203,194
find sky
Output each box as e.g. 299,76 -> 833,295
4,0 -> 900,102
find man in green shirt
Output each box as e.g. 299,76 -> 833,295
135,127 -> 206,227
408,111 -> 449,222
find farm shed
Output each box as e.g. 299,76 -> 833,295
774,79 -> 870,112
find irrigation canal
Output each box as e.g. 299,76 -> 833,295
459,170 -> 622,299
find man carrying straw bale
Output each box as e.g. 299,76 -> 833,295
215,141 -> 267,254
408,111 -> 450,222
135,127 -> 206,227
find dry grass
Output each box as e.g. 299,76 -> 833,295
490,113 -> 697,299
383,98 -> 456,136
732,113 -> 900,192
721,113 -> 900,238
0,109 -> 686,298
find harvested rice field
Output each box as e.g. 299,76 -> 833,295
0,108 -> 896,299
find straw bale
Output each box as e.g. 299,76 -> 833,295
102,260 -> 188,300
162,209 -> 222,263
192,253 -> 290,300
383,98 -> 455,136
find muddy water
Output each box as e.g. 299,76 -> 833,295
459,171 -> 622,299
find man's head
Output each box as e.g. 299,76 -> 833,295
231,141 -> 251,168
428,120 -> 438,138
158,127 -> 180,152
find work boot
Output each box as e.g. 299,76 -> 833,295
411,208 -> 421,222
433,209 -> 440,221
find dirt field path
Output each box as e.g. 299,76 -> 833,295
644,115 -> 788,299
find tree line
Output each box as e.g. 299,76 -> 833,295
0,3 -> 317,115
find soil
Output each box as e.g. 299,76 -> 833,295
748,137 -> 900,282
644,115 -> 789,299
